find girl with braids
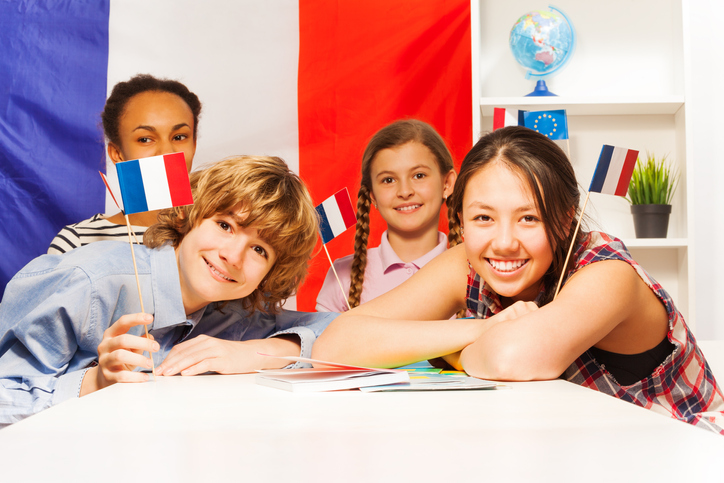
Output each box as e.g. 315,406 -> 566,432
314,126 -> 724,434
316,119 -> 457,312
48,74 -> 202,254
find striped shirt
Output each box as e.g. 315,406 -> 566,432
466,231 -> 724,434
47,213 -> 146,255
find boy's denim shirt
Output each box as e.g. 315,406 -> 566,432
0,241 -> 337,428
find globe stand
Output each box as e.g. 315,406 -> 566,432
525,80 -> 557,97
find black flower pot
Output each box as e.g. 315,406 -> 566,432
630,204 -> 671,238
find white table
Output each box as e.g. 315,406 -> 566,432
0,374 -> 722,482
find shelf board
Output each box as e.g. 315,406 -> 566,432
621,238 -> 688,249
479,96 -> 684,116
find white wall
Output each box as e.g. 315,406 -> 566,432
686,0 -> 724,339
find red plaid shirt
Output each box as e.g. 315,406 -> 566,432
466,231 -> 724,434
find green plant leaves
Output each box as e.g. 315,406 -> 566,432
626,153 -> 679,205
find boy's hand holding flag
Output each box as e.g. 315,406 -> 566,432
100,152 -> 194,376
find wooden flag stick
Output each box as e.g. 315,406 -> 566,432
124,214 -> 157,378
323,244 -> 352,311
553,191 -> 591,300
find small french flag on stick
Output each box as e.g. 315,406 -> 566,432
316,188 -> 356,244
115,152 -> 193,214
493,107 -> 519,131
589,145 -> 639,197
554,144 -> 640,300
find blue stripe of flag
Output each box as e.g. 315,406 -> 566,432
316,204 -> 335,244
116,160 -> 149,214
518,110 -> 527,126
0,1 -> 110,299
589,145 -> 615,192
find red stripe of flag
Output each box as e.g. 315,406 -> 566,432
334,188 -> 357,229
493,107 -> 518,131
493,108 -> 506,130
296,0 -> 472,311
163,152 -> 193,207
99,171 -> 121,211
614,149 -> 639,197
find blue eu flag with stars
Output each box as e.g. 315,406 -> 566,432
522,110 -> 569,140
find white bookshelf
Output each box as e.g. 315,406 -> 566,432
472,0 -> 693,324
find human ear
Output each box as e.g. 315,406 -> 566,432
369,191 -> 377,209
442,169 -> 457,199
107,143 -> 125,164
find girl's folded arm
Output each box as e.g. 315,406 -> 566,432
312,245 -> 476,367
460,260 -> 664,381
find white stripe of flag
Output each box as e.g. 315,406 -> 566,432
600,147 -> 629,195
139,155 -> 173,211
321,196 -> 347,239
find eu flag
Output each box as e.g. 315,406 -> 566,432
522,109 -> 569,140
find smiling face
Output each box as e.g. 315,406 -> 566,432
369,142 -> 455,239
175,209 -> 276,314
108,90 -> 196,171
461,162 -> 553,305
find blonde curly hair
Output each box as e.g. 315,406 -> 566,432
144,155 -> 319,313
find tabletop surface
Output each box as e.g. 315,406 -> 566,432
0,373 -> 722,482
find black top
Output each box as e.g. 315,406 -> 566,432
588,336 -> 675,386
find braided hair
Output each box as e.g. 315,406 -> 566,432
347,119 -> 454,308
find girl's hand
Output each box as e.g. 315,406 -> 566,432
156,335 -> 300,376
444,303 -> 539,372
494,301 -> 539,324
80,313 -> 158,396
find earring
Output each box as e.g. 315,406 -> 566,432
374,202 -> 378,209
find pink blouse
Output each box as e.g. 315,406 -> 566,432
315,230 -> 447,312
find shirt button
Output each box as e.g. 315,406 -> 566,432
406,268 -> 412,274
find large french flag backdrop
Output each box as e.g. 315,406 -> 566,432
0,0 -> 472,307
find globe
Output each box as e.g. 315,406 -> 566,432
509,6 -> 575,96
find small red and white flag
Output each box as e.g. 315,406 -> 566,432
589,145 -> 639,196
493,107 -> 519,131
115,152 -> 193,214
316,188 -> 356,244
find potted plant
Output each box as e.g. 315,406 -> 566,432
627,153 -> 679,238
